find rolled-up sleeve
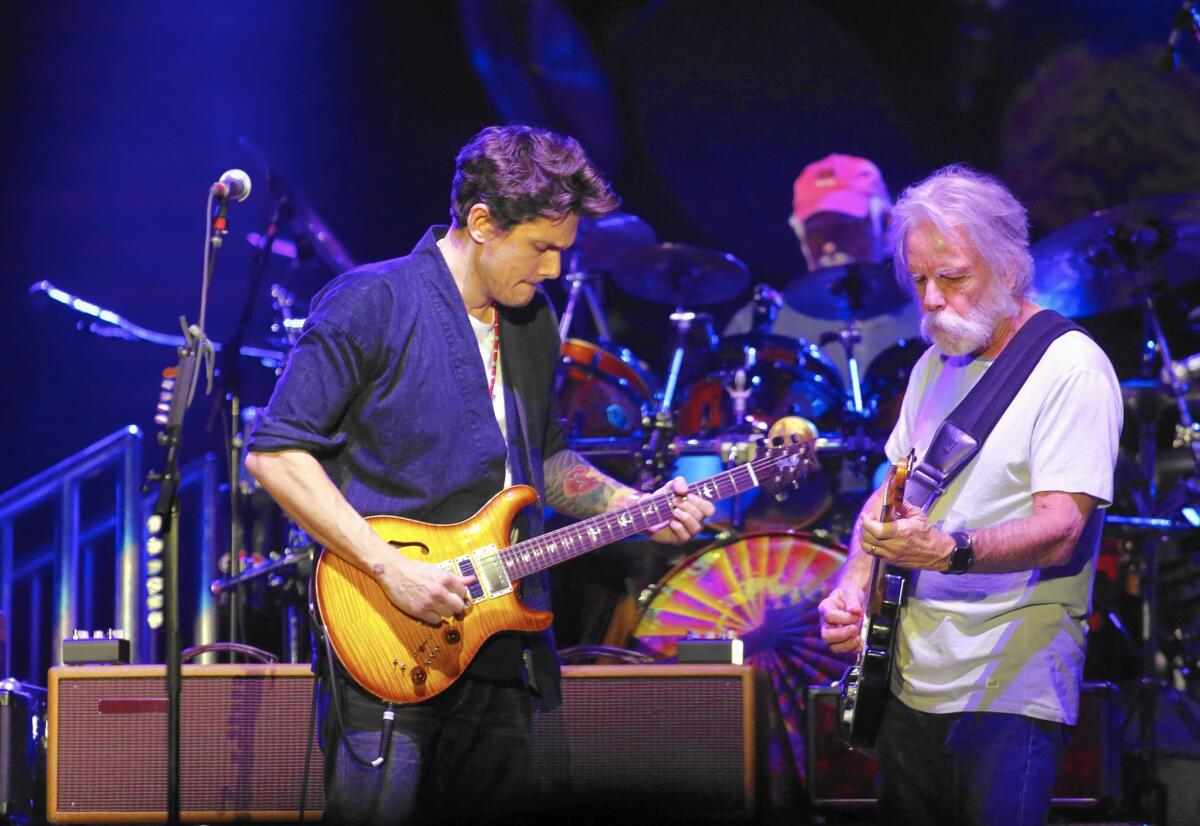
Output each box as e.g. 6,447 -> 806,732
248,275 -> 388,458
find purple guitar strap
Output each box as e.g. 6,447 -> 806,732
904,309 -> 1088,512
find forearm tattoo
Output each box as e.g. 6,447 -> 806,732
543,449 -> 629,519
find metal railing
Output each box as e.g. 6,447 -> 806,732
0,427 -> 220,680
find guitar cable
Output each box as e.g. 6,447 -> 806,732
315,600 -> 397,769
298,668 -> 318,822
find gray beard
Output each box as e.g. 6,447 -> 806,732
921,287 -> 1020,357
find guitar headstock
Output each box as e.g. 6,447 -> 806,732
755,433 -> 821,496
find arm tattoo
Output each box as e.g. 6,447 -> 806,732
543,449 -> 630,519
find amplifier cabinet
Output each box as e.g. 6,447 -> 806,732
1,682 -> 37,820
805,681 -> 1122,809
48,664 -> 323,824
530,664 -> 764,820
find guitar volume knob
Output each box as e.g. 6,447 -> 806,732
411,667 -> 427,685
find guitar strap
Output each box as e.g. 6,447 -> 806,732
904,309 -> 1088,512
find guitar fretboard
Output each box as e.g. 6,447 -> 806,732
496,443 -> 812,580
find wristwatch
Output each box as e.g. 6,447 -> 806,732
946,531 -> 974,574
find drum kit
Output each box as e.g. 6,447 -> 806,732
556,211 -> 922,540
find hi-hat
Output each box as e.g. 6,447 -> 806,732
568,212 -> 657,273
611,242 -> 751,306
1031,195 -> 1200,318
782,260 -> 909,321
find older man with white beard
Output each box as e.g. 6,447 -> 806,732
818,165 -> 1121,826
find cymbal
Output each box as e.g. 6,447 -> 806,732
782,260 -> 910,320
569,212 -> 657,273
611,242 -> 751,306
1032,195 -> 1200,318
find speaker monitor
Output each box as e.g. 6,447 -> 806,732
805,681 -> 1122,810
530,664 -> 764,819
1,682 -> 36,820
47,663 -> 323,824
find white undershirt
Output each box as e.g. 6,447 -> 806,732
468,311 -> 512,488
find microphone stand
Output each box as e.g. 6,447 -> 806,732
145,183 -> 237,824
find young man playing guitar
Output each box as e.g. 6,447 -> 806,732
246,125 -> 715,825
818,165 -> 1121,826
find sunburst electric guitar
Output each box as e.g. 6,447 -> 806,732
314,438 -> 819,705
837,448 -> 914,750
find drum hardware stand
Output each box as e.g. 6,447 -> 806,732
558,265 -> 614,344
1118,271 -> 1200,818
820,322 -> 867,416
724,366 -> 760,530
639,310 -> 710,491
638,409 -> 676,493
749,282 -> 783,335
209,531 -> 316,664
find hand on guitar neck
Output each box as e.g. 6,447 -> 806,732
818,452 -> 914,655
860,497 -> 955,571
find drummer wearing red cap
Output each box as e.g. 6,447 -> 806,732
726,153 -> 921,387
788,153 -> 893,267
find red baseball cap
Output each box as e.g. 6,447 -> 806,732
792,154 -> 891,224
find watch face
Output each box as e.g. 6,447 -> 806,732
949,533 -> 973,573
951,546 -> 973,573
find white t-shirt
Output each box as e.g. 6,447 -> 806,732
468,312 -> 512,488
883,329 -> 1122,724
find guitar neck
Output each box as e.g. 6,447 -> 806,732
498,444 -> 809,579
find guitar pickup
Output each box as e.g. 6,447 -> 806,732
471,545 -> 513,598
436,555 -> 486,603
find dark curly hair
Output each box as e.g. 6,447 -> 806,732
449,125 -> 620,230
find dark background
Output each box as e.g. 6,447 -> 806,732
3,2 -> 1199,540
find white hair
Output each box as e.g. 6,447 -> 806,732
890,164 -> 1034,299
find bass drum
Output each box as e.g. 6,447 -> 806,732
624,532 -> 851,782
677,334 -> 843,436
557,338 -> 656,438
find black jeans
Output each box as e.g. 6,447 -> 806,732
875,696 -> 1069,826
320,676 -> 533,825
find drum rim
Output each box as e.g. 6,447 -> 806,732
560,337 -> 657,399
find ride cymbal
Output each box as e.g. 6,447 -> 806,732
611,242 -> 751,306
782,260 -> 909,321
1032,195 -> 1200,318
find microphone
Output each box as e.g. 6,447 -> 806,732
211,169 -> 252,202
